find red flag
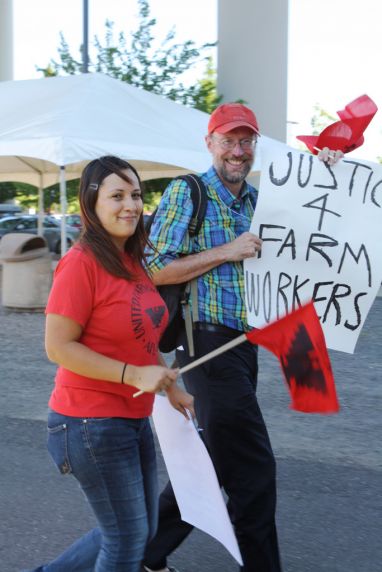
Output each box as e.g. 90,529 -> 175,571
246,302 -> 339,414
297,94 -> 377,155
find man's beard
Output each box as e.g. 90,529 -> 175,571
219,160 -> 252,184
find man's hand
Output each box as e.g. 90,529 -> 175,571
165,384 -> 195,420
318,147 -> 344,166
222,231 -> 262,262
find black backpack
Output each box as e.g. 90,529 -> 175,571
145,174 -> 208,354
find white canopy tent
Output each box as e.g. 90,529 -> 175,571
0,72 -> 278,252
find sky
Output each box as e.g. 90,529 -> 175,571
12,0 -> 217,79
288,0 -> 382,161
10,0 -> 382,162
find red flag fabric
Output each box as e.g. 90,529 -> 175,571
297,94 -> 377,155
246,302 -> 339,414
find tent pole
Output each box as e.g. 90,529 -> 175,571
15,157 -> 45,234
37,173 -> 44,236
59,166 -> 67,256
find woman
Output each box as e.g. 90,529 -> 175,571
25,156 -> 194,572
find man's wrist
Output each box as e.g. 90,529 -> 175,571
165,383 -> 180,394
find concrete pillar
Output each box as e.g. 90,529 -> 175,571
0,0 -> 13,81
217,0 -> 288,142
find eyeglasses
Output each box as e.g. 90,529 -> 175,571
211,136 -> 257,151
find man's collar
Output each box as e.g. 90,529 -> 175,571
207,166 -> 249,202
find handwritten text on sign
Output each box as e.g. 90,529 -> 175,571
244,146 -> 382,353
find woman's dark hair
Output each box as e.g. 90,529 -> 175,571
79,155 -> 148,280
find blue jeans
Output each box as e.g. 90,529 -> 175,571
26,411 -> 158,572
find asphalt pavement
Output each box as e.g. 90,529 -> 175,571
0,265 -> 381,572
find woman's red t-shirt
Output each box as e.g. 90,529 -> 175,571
46,246 -> 168,419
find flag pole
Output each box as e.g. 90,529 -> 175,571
133,333 -> 247,398
179,333 -> 247,374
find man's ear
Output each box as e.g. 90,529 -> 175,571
205,134 -> 213,152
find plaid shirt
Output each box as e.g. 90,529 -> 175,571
146,166 -> 258,331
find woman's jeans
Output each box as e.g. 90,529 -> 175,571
28,411 -> 158,572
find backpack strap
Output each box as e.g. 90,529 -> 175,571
182,281 -> 195,357
146,174 -> 208,357
175,174 -> 208,236
144,174 -> 208,237
176,174 -> 208,351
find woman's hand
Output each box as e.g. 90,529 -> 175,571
128,365 -> 179,394
165,384 -> 195,419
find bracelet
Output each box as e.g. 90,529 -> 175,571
121,363 -> 128,384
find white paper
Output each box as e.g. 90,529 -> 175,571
244,145 -> 382,353
152,395 -> 243,565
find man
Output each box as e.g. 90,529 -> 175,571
143,100 -> 341,570
143,102 -> 282,572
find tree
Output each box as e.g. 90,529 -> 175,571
295,104 -> 338,154
3,1 -> 219,212
27,0 -> 220,211
0,182 -> 42,210
37,0 -> 218,112
310,103 -> 336,135
0,180 -> 80,214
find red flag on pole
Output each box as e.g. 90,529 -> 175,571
246,302 -> 339,414
135,303 -> 339,413
297,94 -> 377,155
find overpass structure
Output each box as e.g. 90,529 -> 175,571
0,0 -> 13,81
217,0 -> 288,142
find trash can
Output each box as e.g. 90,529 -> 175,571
0,233 -> 52,309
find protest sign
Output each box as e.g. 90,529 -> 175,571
152,395 -> 243,565
244,145 -> 382,353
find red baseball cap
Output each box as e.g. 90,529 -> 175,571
208,103 -> 260,135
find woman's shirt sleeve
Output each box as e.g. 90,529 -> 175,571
45,250 -> 94,329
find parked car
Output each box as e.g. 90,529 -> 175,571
0,204 -> 23,219
0,215 -> 80,254
65,214 -> 82,228
51,213 -> 83,229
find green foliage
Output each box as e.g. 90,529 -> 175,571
187,57 -> 222,113
0,177 -> 177,214
0,180 -> 80,214
37,0 -> 217,112
0,182 -> 38,210
8,0 -> 220,212
44,180 -> 80,214
310,103 -> 336,135
142,178 -> 171,213
0,182 -> 18,203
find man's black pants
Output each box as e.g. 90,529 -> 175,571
144,325 -> 282,572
